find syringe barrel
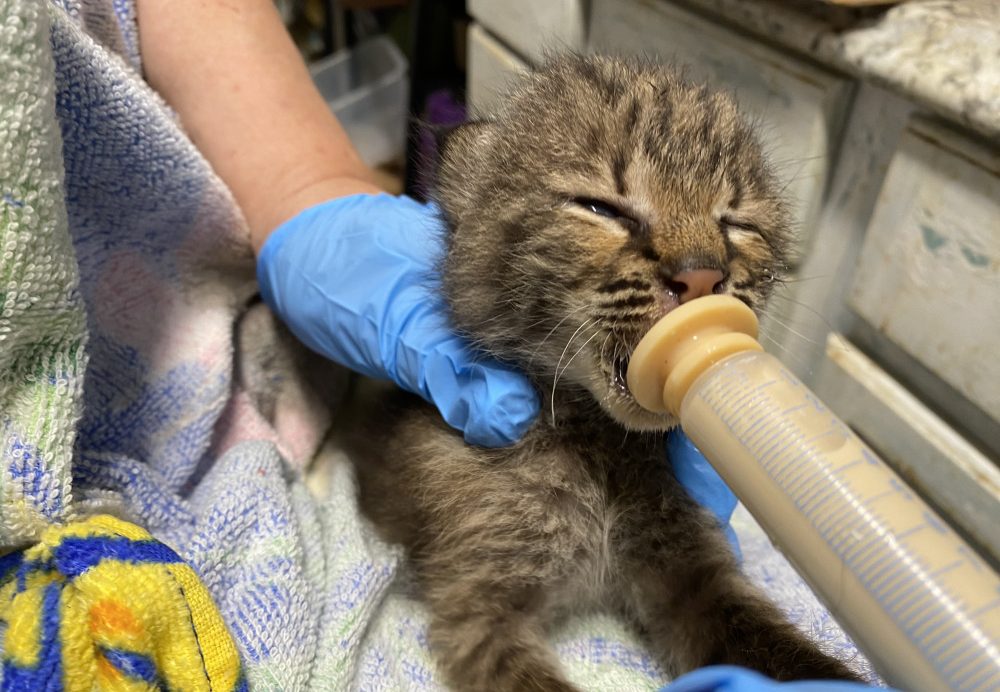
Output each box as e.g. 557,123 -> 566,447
680,350 -> 1000,692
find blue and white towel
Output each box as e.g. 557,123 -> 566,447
0,0 -> 876,688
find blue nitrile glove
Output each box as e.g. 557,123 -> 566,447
256,193 -> 540,447
662,665 -> 887,692
668,428 -> 741,558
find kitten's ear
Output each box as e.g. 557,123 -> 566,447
434,119 -> 498,221
436,119 -> 497,166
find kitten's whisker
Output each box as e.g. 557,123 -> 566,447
761,313 -> 825,349
551,318 -> 596,426
531,303 -> 593,364
766,292 -> 845,344
772,273 -> 831,285
768,153 -> 825,168
596,331 -> 613,375
758,331 -> 811,371
557,328 -> 603,380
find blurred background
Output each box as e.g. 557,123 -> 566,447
277,0 -> 469,198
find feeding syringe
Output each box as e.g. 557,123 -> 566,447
626,295 -> 1000,691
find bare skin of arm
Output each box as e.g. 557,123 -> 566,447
136,0 -> 382,253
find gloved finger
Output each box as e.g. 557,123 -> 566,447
662,665 -> 880,692
387,312 -> 540,445
377,260 -> 540,447
667,428 -> 741,557
662,665 -> 776,692
668,428 -> 737,523
422,341 -> 541,447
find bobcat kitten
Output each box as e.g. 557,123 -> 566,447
352,55 -> 861,691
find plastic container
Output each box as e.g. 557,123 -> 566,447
628,295 -> 1000,691
310,36 -> 409,167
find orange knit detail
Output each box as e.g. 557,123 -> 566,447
89,599 -> 143,639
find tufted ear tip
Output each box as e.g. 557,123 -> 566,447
436,119 -> 497,164
433,119 -> 499,223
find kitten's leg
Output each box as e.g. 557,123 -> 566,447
424,581 -> 579,692
621,498 -> 863,682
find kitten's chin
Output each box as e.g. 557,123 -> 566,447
589,378 -> 673,431
602,394 -> 678,432
587,356 -> 677,431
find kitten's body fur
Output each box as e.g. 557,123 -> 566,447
351,56 -> 861,690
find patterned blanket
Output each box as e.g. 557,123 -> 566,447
0,1 -> 875,688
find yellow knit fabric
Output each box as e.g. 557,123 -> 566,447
0,515 -> 245,691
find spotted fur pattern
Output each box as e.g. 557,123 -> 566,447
351,56 -> 861,691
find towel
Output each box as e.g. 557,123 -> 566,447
0,0 -> 877,688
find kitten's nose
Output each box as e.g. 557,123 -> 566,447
666,268 -> 725,304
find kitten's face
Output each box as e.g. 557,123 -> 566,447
437,56 -> 791,431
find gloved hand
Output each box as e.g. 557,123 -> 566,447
662,665 -> 884,691
668,428 -> 741,557
256,193 -> 540,447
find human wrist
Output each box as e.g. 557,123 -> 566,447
249,172 -> 383,254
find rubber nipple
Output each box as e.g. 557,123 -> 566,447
626,295 -> 763,416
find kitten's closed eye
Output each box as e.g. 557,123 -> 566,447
574,197 -> 631,222
719,215 -> 763,234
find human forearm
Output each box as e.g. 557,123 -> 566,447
136,0 -> 381,252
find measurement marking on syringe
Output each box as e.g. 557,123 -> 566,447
883,579 -> 931,622
931,630 -> 971,671
797,478 -> 843,516
943,644 -> 991,684
824,490 -> 894,546
723,379 -> 774,421
719,390 -> 759,429
796,457 -> 858,512
856,523 -> 925,583
945,651 -> 985,686
777,447 -> 835,498
765,440 -> 810,486
964,667 -> 1000,692
823,512 -> 871,552
970,598 -> 1000,617
832,458 -> 863,475
883,584 -> 934,627
756,434 -> 802,478
952,645 -> 1000,688
961,664 -> 1000,692
857,547 -> 899,589
734,393 -> 788,448
964,651 -> 1000,688
957,545 -> 986,573
869,561 -> 927,608
931,561 -> 963,578
908,603 -> 959,645
893,582 -> 987,682
923,599 -> 994,660
830,489 -> 927,565
714,374 -> 757,423
751,406 -> 800,448
758,424 -> 813,470
708,375 -> 776,440
742,403 -> 787,448
840,516 -> 901,565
